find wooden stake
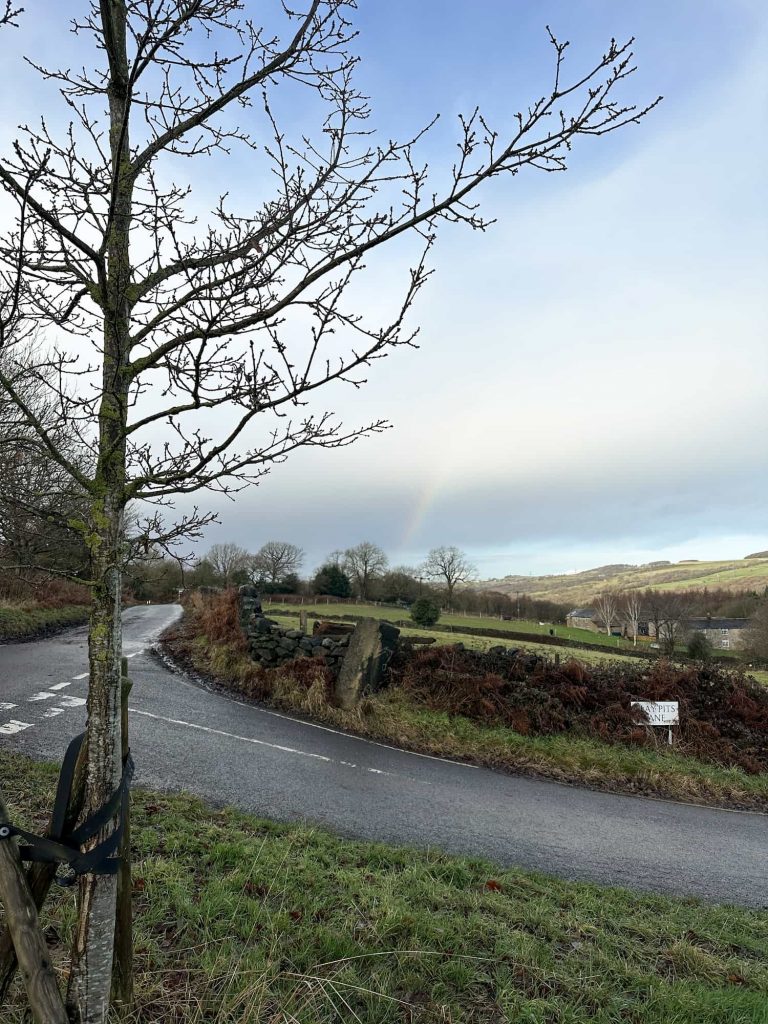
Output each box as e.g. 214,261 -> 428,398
0,741 -> 86,1001
0,790 -> 68,1024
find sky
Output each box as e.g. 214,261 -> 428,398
1,2 -> 766,578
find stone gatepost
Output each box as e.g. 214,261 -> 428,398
333,619 -> 400,710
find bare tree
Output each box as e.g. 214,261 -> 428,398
206,542 -> 250,585
0,3 -> 22,28
657,593 -> 690,656
422,545 -> 476,609
743,599 -> 768,660
249,540 -> 304,587
594,591 -> 618,636
344,541 -> 388,599
0,3 -> 658,1018
620,590 -> 643,646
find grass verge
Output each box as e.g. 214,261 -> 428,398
0,602 -> 89,642
165,621 -> 768,813
2,748 -> 767,1023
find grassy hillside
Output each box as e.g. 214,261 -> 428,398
479,556 -> 768,605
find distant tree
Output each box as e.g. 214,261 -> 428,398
376,566 -> 421,604
186,558 -> 220,590
0,346 -> 90,585
743,600 -> 768,660
642,589 -> 666,644
313,562 -> 352,598
594,592 -> 618,635
344,541 -> 388,600
250,541 -> 305,588
411,596 -> 440,627
687,631 -> 713,662
126,556 -> 183,603
206,543 -> 251,586
620,591 -> 643,646
657,594 -> 690,656
422,546 -> 476,609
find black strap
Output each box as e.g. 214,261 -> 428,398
2,733 -> 134,887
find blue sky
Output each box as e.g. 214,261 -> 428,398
1,2 -> 766,578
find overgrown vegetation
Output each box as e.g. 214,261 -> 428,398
165,594 -> 768,810
389,646 -> 768,776
2,748 -> 767,1024
0,578 -> 90,640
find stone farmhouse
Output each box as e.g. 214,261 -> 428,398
566,608 -> 599,631
566,606 -> 749,649
686,617 -> 749,650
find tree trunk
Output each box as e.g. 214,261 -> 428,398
67,4 -> 132,1020
66,500 -> 124,1024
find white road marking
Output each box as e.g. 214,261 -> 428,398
73,672 -> 89,680
50,681 -> 72,691
125,652 -> 140,659
42,707 -> 64,718
0,702 -> 17,711
56,695 -> 86,708
28,691 -> 55,702
0,720 -> 32,735
130,708 -> 399,778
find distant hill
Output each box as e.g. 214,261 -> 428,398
478,556 -> 768,606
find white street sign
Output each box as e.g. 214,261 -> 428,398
631,701 -> 679,726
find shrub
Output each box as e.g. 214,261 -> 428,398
687,631 -> 713,662
411,597 -> 440,627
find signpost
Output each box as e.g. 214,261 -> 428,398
631,700 -> 679,745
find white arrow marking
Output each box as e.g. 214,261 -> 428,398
28,691 -> 54,702
0,702 -> 17,711
56,695 -> 86,708
42,707 -> 64,718
0,720 -> 32,735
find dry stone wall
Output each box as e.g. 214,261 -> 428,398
239,585 -> 350,672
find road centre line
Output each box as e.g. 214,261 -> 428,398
50,681 -> 71,691
130,708 -> 402,779
73,672 -> 89,679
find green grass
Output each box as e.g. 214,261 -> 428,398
269,611 -> 649,669
177,621 -> 768,812
263,600 -> 643,652
2,748 -> 767,1023
0,602 -> 88,641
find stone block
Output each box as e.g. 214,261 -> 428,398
333,619 -> 399,710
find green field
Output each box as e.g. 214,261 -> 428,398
5,749 -> 767,1023
263,600 -> 642,652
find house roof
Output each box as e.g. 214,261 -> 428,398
688,617 -> 749,631
568,608 -> 596,619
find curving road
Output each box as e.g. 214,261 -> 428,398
0,605 -> 765,907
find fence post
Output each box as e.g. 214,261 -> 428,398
0,741 -> 86,1002
111,656 -> 133,1011
0,791 -> 68,1024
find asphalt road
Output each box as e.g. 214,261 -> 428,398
1,605 -> 765,907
